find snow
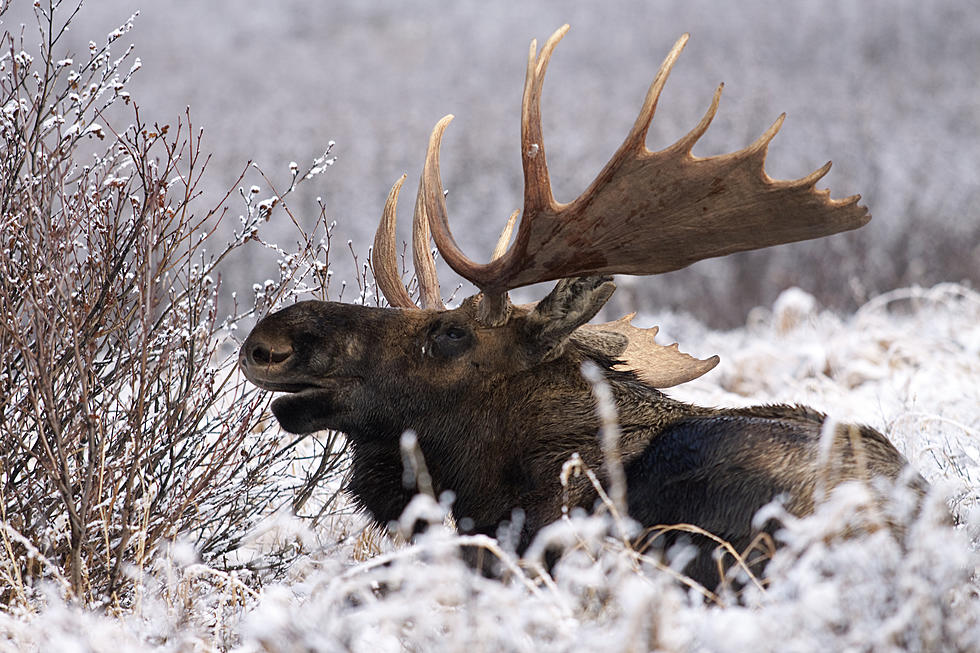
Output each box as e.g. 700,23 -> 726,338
2,283 -> 977,651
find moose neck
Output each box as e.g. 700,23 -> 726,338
344,341 -> 698,541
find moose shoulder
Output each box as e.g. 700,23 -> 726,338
240,27 -> 924,588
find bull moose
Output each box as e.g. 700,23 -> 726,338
240,27 -> 924,587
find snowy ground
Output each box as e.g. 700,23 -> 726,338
1,282 -> 977,652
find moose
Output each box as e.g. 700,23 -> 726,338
241,27 -> 924,587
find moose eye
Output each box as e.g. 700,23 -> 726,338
429,323 -> 473,359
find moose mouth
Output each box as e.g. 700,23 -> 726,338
252,380 -> 325,394
249,375 -> 357,394
268,385 -> 341,434
248,375 -> 358,434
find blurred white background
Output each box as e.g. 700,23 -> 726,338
10,0 -> 978,326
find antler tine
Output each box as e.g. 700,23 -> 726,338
622,33 -> 690,154
422,114 -> 467,280
491,210 -> 520,261
521,24 -> 568,214
372,174 -> 445,310
373,175 -> 418,309
411,174 -> 444,309
423,113 -> 515,327
673,82 -> 723,155
422,27 -> 571,317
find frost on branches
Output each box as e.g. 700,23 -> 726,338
0,2 -> 349,608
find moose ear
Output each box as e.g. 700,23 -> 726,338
522,276 -> 616,362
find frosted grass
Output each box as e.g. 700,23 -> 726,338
3,283 -> 977,652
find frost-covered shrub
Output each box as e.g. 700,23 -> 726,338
0,2 -> 346,606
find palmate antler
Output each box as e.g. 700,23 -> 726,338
371,25 -> 869,385
422,26 -> 868,321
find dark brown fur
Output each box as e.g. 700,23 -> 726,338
240,277 -> 924,587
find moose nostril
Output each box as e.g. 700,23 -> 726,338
250,343 -> 292,366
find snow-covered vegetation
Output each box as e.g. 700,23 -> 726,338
1,2 -> 977,651
3,281 -> 978,651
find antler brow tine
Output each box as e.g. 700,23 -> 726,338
373,175 -> 418,309
411,175 -> 444,309
372,174 -> 445,310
